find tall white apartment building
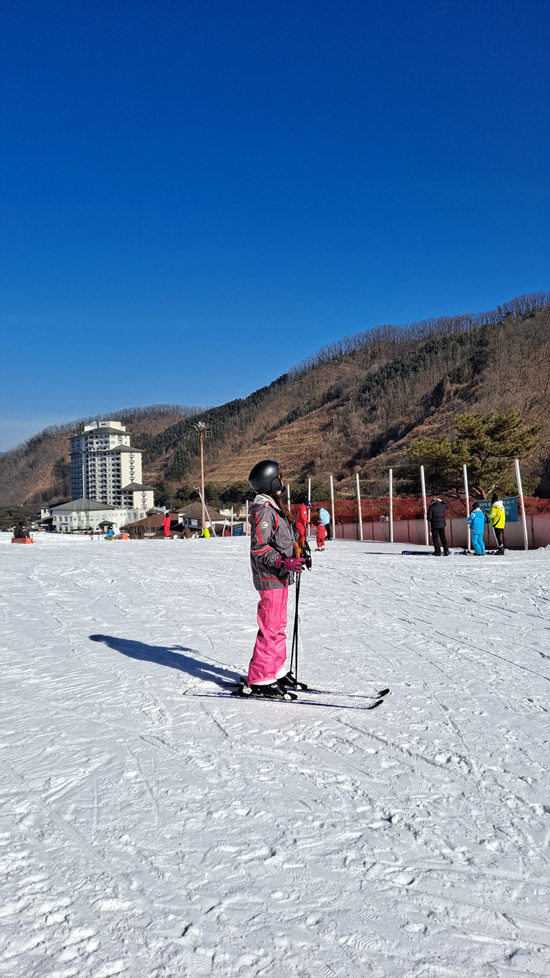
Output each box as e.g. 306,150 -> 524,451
70,420 -> 155,511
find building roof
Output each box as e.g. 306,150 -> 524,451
122,513 -> 171,529
70,445 -> 137,456
122,482 -> 155,492
72,426 -> 131,437
51,498 -> 116,512
178,501 -> 226,522
107,445 -> 140,454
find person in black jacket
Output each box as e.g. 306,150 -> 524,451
427,497 -> 449,556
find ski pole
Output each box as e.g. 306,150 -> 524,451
289,540 -> 311,683
290,572 -> 301,681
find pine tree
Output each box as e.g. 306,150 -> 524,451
406,411 -> 541,498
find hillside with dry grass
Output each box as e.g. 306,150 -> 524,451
136,293 -> 550,498
1,293 -> 549,509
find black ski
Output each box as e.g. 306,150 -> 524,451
459,550 -> 505,556
305,686 -> 390,700
231,676 -> 389,701
190,690 -> 385,711
458,550 -> 504,556
401,550 -> 454,556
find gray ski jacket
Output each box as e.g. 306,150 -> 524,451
249,494 -> 297,591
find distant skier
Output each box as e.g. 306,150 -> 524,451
245,459 -> 304,698
467,502 -> 486,555
427,496 -> 449,556
317,505 -> 332,541
295,501 -> 310,545
163,513 -> 171,538
316,520 -> 327,551
489,494 -> 506,553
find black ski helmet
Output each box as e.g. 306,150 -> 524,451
248,459 -> 283,494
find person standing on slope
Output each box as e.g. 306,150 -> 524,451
245,460 -> 305,699
489,493 -> 506,554
295,501 -> 310,546
316,520 -> 327,551
317,505 -> 332,541
467,501 -> 486,555
427,496 -> 449,556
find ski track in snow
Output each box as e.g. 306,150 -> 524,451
1,533 -> 549,977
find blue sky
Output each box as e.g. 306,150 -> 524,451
1,0 -> 549,451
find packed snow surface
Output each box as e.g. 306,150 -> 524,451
1,534 -> 549,978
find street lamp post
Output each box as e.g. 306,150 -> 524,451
194,422 -> 210,530
193,486 -> 216,537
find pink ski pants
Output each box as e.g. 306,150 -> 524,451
247,586 -> 289,686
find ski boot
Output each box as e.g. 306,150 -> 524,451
238,681 -> 297,701
277,671 -> 308,692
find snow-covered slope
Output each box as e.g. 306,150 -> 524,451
1,535 -> 549,977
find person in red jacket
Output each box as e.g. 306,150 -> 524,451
295,501 -> 310,545
316,521 -> 326,551
162,512 -> 171,538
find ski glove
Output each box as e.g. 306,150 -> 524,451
275,555 -> 305,573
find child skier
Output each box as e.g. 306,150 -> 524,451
245,459 -> 305,699
316,520 -> 327,551
467,501 -> 486,555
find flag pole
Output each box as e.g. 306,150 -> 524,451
356,472 -> 363,541
420,465 -> 429,546
515,458 -> 529,551
389,468 -> 394,543
463,463 -> 471,552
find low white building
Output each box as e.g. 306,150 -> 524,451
40,498 -> 149,534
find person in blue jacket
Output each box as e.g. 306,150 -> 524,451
467,502 -> 486,555
317,506 -> 332,540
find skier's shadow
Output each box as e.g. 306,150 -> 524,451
89,634 -> 239,687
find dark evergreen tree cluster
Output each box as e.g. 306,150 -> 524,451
403,411 -> 542,498
0,505 -> 36,530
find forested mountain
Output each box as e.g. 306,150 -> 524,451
1,292 -> 549,509
0,407 -> 197,509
